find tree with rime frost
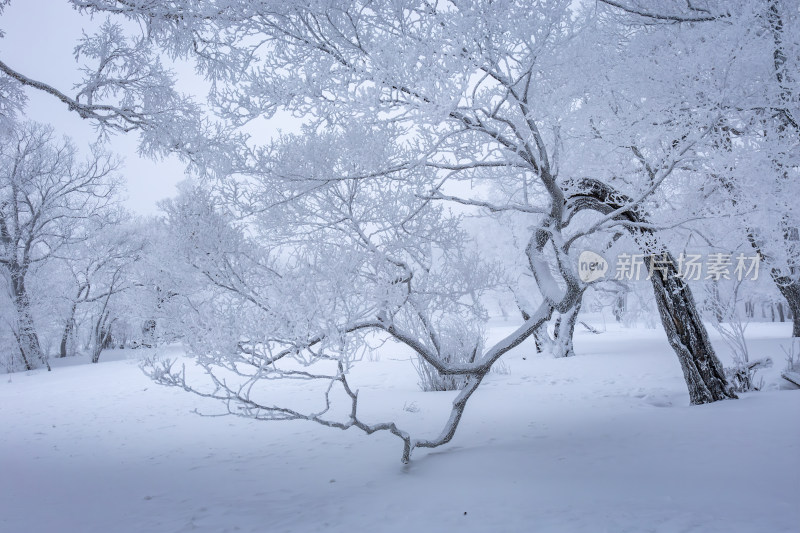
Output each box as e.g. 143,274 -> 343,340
0,121 -> 120,371
56,215 -> 147,362
0,0 -> 765,460
597,2 -> 800,336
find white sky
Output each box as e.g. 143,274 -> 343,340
0,0 -> 195,215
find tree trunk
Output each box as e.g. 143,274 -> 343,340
17,303 -> 48,371
532,323 -> 550,354
553,296 -> 582,358
645,249 -> 735,404
10,272 -> 48,371
59,285 -> 88,358
520,305 -> 554,354
613,293 -> 626,322
91,312 -> 113,363
91,332 -> 104,364
773,274 -> 800,336
570,178 -> 734,403
15,300 -> 48,371
761,0 -> 800,335
59,301 -> 78,359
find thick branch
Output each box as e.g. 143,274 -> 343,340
598,0 -> 728,22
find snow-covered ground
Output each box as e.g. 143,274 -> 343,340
1,320 -> 798,533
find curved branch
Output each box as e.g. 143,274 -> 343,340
598,0 -> 728,23
0,59 -> 145,131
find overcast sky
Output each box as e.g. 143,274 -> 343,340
1,0 -> 194,215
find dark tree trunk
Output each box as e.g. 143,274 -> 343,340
646,249 -> 734,404
773,274 -> 800,336
613,294 -> 625,322
59,302 -> 78,359
91,325 -> 105,364
59,285 -> 88,358
12,330 -> 32,371
59,324 -> 71,359
91,311 -> 114,364
570,178 -> 735,404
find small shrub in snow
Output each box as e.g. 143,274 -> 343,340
782,341 -> 799,372
491,359 -> 511,376
780,341 -> 800,388
706,280 -> 770,393
724,358 -> 771,393
414,321 -> 483,392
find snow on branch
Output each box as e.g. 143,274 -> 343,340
598,1 -> 729,23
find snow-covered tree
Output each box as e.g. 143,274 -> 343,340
598,0 -> 799,335
100,0 -> 741,461
0,121 -> 120,370
12,1 -> 795,459
57,214 -> 147,362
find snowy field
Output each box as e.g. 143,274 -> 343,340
1,320 -> 798,533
